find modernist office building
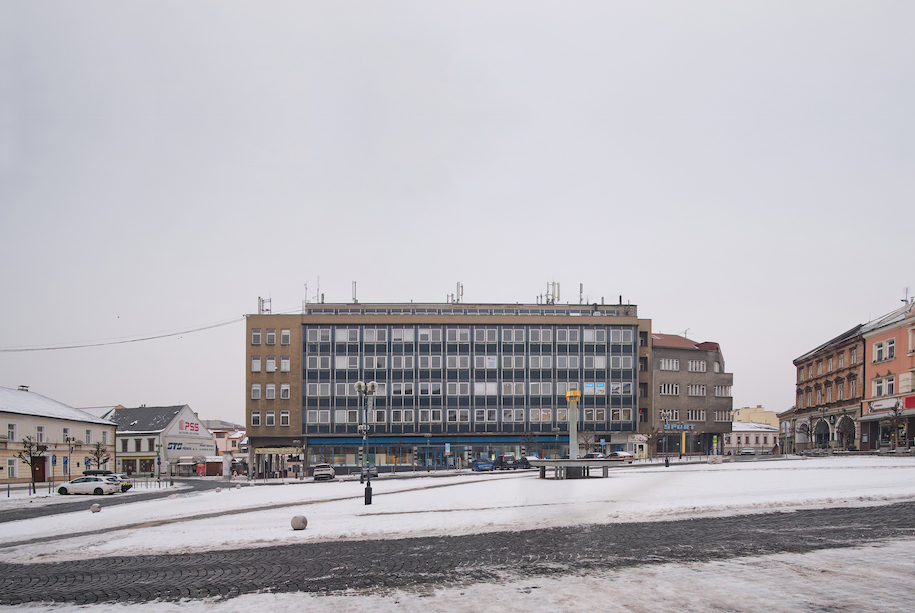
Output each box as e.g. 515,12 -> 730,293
245,302 -> 653,476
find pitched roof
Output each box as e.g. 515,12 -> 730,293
0,386 -> 114,426
104,405 -> 188,433
651,334 -> 721,352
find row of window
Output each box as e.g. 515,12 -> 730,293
120,438 -> 158,453
251,356 -> 291,372
658,359 -> 721,373
658,384 -> 732,397
797,379 -> 857,408
305,354 -> 635,371
251,383 -> 291,400
300,381 -> 633,398
300,407 -> 636,425
300,327 -> 636,345
873,339 -> 895,363
798,348 -> 857,382
251,329 -> 291,346
6,423 -> 103,445
250,410 -> 291,427
728,434 -> 773,446
657,410 -> 732,422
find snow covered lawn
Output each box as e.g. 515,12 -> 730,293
2,456 -> 914,612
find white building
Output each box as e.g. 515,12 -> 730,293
102,405 -> 217,477
726,421 -> 780,455
1,385 -> 117,484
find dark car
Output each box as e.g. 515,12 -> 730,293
470,458 -> 494,471
515,456 -> 535,469
493,455 -> 518,470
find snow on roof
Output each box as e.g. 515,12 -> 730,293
730,421 -> 779,432
106,405 -> 188,433
0,386 -> 115,426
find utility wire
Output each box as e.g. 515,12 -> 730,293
0,317 -> 245,353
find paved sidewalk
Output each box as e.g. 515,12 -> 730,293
2,501 -> 914,605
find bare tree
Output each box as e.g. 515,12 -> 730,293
883,403 -> 909,450
15,435 -> 42,494
88,442 -> 111,471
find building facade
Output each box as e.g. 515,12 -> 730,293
1,386 -> 116,484
782,302 -> 914,453
787,325 -> 865,452
860,302 -> 915,449
725,421 -> 779,455
650,334 -> 734,456
103,405 -> 217,477
246,302 -> 653,477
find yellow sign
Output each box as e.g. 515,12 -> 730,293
255,447 -> 298,454
565,390 -> 581,401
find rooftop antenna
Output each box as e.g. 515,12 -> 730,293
258,297 -> 272,315
452,282 -> 463,304
682,328 -> 690,338
352,281 -> 358,304
904,287 -> 912,304
579,283 -> 583,305
546,281 -> 559,305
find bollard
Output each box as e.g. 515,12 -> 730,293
90,504 -> 101,513
215,487 -> 221,492
664,456 -> 670,467
236,484 -> 241,489
365,483 -> 372,505
291,515 -> 308,530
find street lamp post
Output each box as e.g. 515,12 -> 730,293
155,444 -> 162,486
354,381 -> 377,505
65,436 -> 73,481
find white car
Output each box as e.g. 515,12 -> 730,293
607,451 -> 635,464
312,464 -> 335,481
57,476 -> 120,495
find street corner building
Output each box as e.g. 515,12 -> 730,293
243,299 -> 735,478
101,405 -> 218,477
1,385 -> 117,486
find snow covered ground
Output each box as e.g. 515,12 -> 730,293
3,455 -> 915,612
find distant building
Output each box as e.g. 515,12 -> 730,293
1,386 -> 116,484
782,301 -> 914,453
102,405 -> 217,477
726,421 -> 779,455
651,334 -> 734,455
246,301 -> 653,478
202,419 -> 247,473
733,406 -> 779,428
861,301 -> 915,449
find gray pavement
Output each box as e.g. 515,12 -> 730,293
2,500 -> 914,605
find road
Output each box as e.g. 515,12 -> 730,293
2,500 -> 914,605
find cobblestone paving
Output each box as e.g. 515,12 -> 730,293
2,502 -> 915,605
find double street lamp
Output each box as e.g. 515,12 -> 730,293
354,380 -> 377,505
661,410 -> 672,467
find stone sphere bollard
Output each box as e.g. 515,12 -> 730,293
215,487 -> 221,492
90,504 -> 101,513
236,484 -> 241,489
291,515 -> 308,530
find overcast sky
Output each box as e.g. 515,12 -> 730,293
1,1 -> 912,425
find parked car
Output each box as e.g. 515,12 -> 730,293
493,455 -> 518,470
582,453 -> 607,459
738,448 -> 757,456
57,476 -> 120,496
361,464 -> 379,478
108,473 -> 133,492
515,456 -> 535,469
606,451 -> 634,463
470,458 -> 494,471
312,464 -> 336,480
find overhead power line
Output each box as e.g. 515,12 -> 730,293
0,317 -> 245,353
